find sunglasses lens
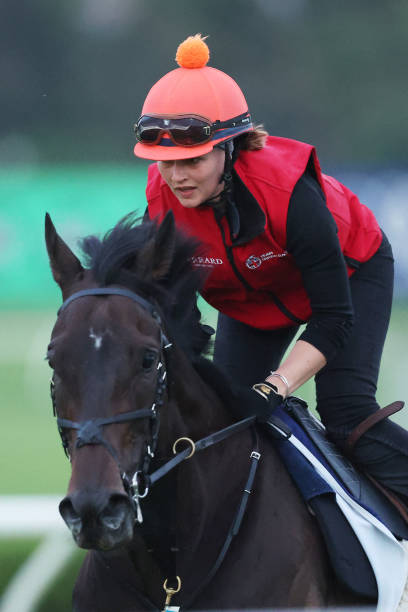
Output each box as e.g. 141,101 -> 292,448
135,116 -> 212,146
170,126 -> 210,147
135,117 -> 163,144
168,117 -> 211,145
137,127 -> 160,143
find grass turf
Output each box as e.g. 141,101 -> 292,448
1,302 -> 408,494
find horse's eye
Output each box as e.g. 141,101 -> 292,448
142,349 -> 157,370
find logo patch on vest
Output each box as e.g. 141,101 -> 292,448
192,256 -> 224,267
245,255 -> 262,269
246,251 -> 288,269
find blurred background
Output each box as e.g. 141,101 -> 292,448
1,1 -> 407,610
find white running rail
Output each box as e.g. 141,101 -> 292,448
0,495 -> 75,612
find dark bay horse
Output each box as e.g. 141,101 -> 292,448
45,212 -> 369,611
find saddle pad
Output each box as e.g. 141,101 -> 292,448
269,420 -> 377,598
276,398 -> 408,540
308,493 -> 377,599
268,402 -> 408,611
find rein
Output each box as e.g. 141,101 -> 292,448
52,286 -> 262,610
148,415 -> 256,487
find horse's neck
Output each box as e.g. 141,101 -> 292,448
165,348 -> 233,440
131,348 -> 254,592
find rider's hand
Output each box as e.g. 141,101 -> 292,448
231,381 -> 284,421
251,381 -> 285,422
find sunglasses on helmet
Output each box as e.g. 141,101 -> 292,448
134,112 -> 252,147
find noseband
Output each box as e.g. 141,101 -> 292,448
51,287 -> 171,521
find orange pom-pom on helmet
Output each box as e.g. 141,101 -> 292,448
175,34 -> 210,69
133,34 -> 253,161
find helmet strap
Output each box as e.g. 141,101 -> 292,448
222,141 -> 240,239
203,140 -> 240,239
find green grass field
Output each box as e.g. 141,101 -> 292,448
1,302 -> 408,495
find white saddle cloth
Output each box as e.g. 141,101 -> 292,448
289,434 -> 408,611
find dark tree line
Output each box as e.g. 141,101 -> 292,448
1,0 -> 407,165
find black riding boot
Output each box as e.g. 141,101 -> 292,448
327,412 -> 408,505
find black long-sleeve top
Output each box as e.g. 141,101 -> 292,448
286,170 -> 355,362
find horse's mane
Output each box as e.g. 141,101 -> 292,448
80,213 -> 250,428
79,213 -> 212,359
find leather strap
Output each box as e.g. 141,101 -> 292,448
149,416 -> 256,486
364,472 -> 408,525
183,430 -> 261,609
58,287 -> 160,320
345,401 -> 405,455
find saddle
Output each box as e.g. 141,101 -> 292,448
267,397 -> 408,603
285,398 -> 408,533
192,357 -> 408,605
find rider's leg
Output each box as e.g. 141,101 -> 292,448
213,313 -> 298,386
315,232 -> 408,501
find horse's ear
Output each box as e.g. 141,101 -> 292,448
151,211 -> 176,279
137,212 -> 176,281
45,213 -> 84,291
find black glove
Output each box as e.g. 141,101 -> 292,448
251,381 -> 285,422
231,381 -> 284,421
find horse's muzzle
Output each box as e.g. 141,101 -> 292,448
59,491 -> 135,550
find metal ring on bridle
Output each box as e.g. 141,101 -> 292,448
172,437 -> 195,459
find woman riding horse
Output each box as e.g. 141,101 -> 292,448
133,34 -> 408,505
46,213 -> 376,609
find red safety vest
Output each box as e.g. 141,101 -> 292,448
147,136 -> 382,330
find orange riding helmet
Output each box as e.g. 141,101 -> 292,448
133,34 -> 253,161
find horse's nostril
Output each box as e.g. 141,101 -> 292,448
59,492 -> 134,549
60,497 -> 76,520
70,517 -> 83,536
59,498 -> 83,535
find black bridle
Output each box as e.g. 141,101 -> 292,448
52,287 -> 171,521
51,286 -> 265,515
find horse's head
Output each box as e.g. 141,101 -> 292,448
45,212 -> 203,551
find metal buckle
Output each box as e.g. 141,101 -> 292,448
250,451 -> 261,460
163,576 -> 181,611
131,471 -> 149,499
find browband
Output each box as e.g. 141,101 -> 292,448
58,287 -> 159,320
